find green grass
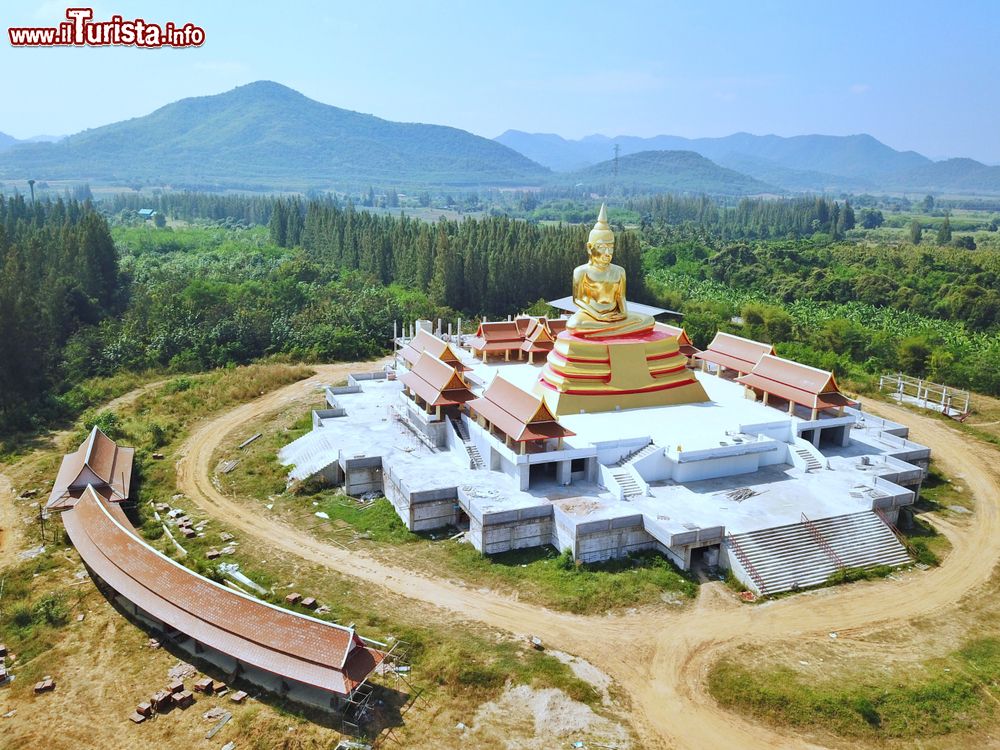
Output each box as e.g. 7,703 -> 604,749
431,544 -> 696,614
708,637 -> 1000,739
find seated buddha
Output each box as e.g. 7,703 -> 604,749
566,204 -> 654,338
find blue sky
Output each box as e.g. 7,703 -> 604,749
3,0 -> 999,162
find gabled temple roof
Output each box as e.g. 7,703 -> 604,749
693,332 -> 775,374
61,486 -> 383,696
468,320 -> 524,353
468,376 -> 574,442
653,322 -> 699,357
399,353 -> 476,408
737,354 -> 856,411
521,318 -> 558,353
47,427 -> 134,510
399,329 -> 467,371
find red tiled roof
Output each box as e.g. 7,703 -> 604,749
468,376 -> 574,442
399,353 -> 476,407
399,329 -> 467,371
693,332 -> 774,374
468,320 -> 524,353
48,427 -> 134,510
62,487 -> 383,696
737,354 -> 856,411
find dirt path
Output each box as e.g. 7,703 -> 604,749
0,471 -> 19,569
175,373 -> 1000,750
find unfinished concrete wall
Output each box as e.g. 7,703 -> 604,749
341,456 -> 383,496
468,505 -> 555,555
672,452 -> 761,483
409,487 -> 459,531
572,515 -> 658,563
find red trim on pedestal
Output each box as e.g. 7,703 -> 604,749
546,366 -> 611,382
539,376 -> 698,396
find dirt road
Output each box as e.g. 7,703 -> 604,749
176,373 -> 1000,750
0,471 -> 18,569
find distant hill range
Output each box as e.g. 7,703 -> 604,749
0,82 -> 549,191
496,130 -> 1000,195
555,150 -> 776,196
0,132 -> 61,153
3,81 -> 998,195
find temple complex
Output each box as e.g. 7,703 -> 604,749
281,207 -> 930,596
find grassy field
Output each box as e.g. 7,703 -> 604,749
708,636 -> 1000,741
212,399 -> 696,615
0,364 -> 633,750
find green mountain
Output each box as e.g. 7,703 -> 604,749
0,82 -> 549,190
553,150 -> 777,196
497,130 -> 1000,194
0,132 -> 18,153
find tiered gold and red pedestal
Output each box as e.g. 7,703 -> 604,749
535,328 -> 709,416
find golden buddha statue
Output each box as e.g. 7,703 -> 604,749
567,204 -> 654,338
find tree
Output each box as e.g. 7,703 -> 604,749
909,219 -> 923,245
936,216 -> 952,245
860,208 -> 884,229
922,194 -> 935,212
153,211 -> 166,228
842,200 -> 856,231
953,235 -> 977,250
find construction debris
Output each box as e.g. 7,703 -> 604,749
33,676 -> 55,693
148,638 -> 161,649
172,690 -> 195,709
723,487 -> 759,503
205,710 -> 232,739
285,592 -> 302,605
150,690 -> 173,712
168,661 -> 198,680
168,678 -> 184,694
238,433 -> 263,449
301,597 -> 317,609
219,459 -> 240,474
128,711 -> 146,724
194,677 -> 214,693
136,702 -> 152,717
229,690 -> 248,704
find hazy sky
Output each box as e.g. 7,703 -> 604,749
3,1 -> 999,162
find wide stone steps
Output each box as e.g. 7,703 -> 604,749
727,511 -> 910,595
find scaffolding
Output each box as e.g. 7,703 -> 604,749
878,373 -> 970,418
341,639 -> 420,747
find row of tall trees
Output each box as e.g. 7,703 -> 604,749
628,195 -> 856,240
0,196 -> 120,431
270,200 -> 644,315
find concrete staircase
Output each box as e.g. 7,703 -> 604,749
613,442 -> 659,468
449,416 -> 484,470
610,468 -> 643,499
793,446 -> 823,472
726,511 -> 911,595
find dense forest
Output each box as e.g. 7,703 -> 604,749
0,196 -> 120,430
279,200 -> 643,314
4,189 -> 1000,436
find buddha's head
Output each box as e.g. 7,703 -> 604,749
587,203 -> 615,268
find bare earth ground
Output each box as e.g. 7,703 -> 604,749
169,365 -> 1000,750
3,365 -> 999,749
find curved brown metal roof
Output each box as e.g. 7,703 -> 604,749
62,487 -> 383,696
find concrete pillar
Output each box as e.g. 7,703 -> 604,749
788,400 -> 795,415
841,425 -> 851,447
810,407 -> 819,421
762,391 -> 769,406
529,351 -> 535,364
505,349 -> 510,361
556,460 -> 571,485
811,429 -> 822,448
435,404 -> 441,420
518,464 -> 530,491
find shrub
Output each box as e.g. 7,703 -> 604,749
33,593 -> 69,626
